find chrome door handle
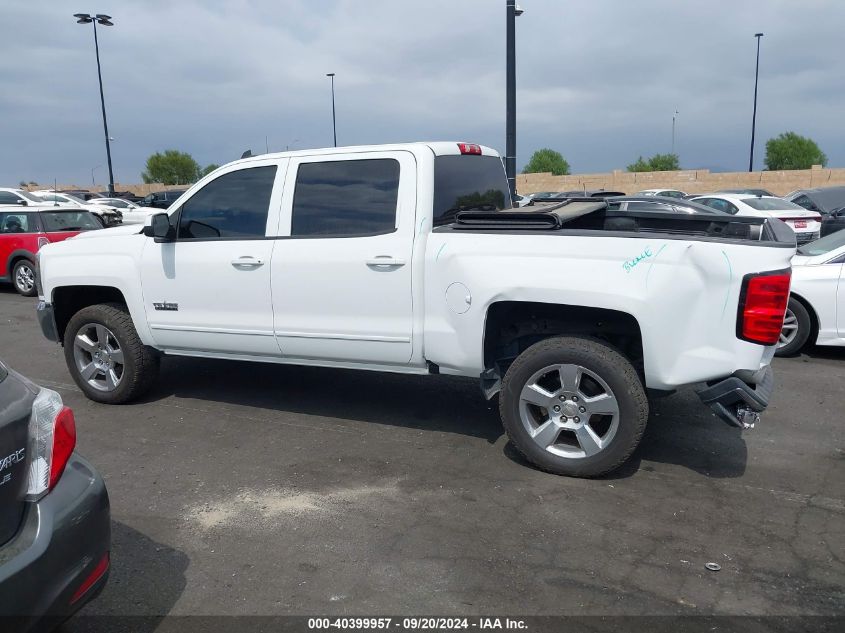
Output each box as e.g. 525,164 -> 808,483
366,256 -> 406,268
231,256 -> 264,268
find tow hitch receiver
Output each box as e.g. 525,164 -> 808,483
697,366 -> 773,429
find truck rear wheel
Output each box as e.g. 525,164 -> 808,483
499,336 -> 648,477
63,303 -> 159,404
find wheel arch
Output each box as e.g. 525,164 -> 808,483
52,285 -> 129,344
481,301 -> 644,398
789,291 -> 819,344
5,249 -> 36,275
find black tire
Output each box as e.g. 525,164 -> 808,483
775,297 -> 812,357
63,303 -> 160,404
499,336 -> 648,478
12,259 -> 37,297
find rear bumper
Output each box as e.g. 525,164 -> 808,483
0,453 -> 110,633
697,365 -> 774,429
36,301 -> 59,343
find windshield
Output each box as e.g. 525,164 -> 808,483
796,230 -> 845,256
741,197 -> 806,211
433,155 -> 512,226
39,210 -> 101,232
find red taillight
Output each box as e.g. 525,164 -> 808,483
49,406 -> 76,489
70,552 -> 110,605
737,270 -> 791,345
458,143 -> 482,155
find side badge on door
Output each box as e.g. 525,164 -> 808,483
153,302 -> 179,311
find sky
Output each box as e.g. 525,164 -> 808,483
1,0 -> 842,187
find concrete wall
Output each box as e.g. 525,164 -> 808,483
516,165 -> 845,196
20,164 -> 845,198
21,183 -> 183,196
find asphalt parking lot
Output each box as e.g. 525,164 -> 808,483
1,286 -> 843,624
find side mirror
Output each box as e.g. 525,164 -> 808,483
143,213 -> 174,241
18,199 -> 28,206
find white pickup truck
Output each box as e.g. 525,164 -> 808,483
35,142 -> 795,477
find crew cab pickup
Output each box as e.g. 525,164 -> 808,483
34,142 -> 795,477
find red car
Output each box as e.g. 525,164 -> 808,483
1,207 -> 102,296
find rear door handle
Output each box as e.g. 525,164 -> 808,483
366,256 -> 406,268
231,256 -> 264,268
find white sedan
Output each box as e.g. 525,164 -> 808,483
634,188 -> 687,199
693,193 -> 822,245
31,191 -> 122,226
89,197 -> 152,224
776,230 -> 845,356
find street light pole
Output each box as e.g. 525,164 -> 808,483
505,1 -> 517,199
74,13 -> 115,195
749,32 -> 764,172
671,110 -> 678,155
326,73 -> 337,147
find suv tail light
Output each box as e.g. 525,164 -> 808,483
737,270 -> 791,346
26,388 -> 76,498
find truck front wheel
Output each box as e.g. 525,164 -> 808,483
499,336 -> 648,477
63,303 -> 160,404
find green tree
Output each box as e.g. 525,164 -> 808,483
200,163 -> 220,177
141,150 -> 201,185
627,153 -> 680,172
764,132 -> 827,171
522,148 -> 571,176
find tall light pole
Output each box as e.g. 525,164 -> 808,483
326,73 -> 337,147
505,2 -> 523,200
749,32 -> 764,172
671,110 -> 679,155
74,13 -> 115,195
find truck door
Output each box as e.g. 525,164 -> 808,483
271,151 -> 416,365
139,160 -> 286,356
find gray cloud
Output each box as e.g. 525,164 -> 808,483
1,0 -> 842,186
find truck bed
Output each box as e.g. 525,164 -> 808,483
436,198 -> 796,248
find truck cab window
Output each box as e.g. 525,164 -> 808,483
432,155 -> 512,226
176,166 -> 277,240
291,159 -> 400,237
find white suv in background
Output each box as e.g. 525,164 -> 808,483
693,193 -> 822,245
0,188 -> 46,207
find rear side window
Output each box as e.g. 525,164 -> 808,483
698,198 -> 737,214
291,159 -> 400,237
1,212 -> 32,233
177,166 -> 277,240
433,156 -> 512,226
40,211 -> 101,232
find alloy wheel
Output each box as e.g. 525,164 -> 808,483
778,308 -> 798,348
519,363 -> 620,459
72,323 -> 125,392
14,263 -> 35,294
